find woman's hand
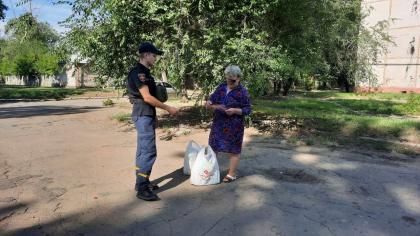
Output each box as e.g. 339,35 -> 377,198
225,108 -> 242,116
214,104 -> 227,111
206,100 -> 226,111
205,100 -> 212,109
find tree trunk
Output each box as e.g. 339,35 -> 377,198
282,77 -> 294,96
343,78 -> 350,92
161,70 -> 168,82
282,69 -> 295,96
180,73 -> 190,102
273,80 -> 282,95
338,72 -> 353,92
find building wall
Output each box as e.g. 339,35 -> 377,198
65,63 -> 96,88
2,74 -> 68,87
362,0 -> 420,93
2,63 -> 96,88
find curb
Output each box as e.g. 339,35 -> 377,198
0,96 -> 128,103
64,96 -> 127,100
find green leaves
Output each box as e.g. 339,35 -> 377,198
0,0 -> 7,20
62,0 -> 389,96
5,13 -> 59,44
0,40 -> 60,76
0,10 -> 63,78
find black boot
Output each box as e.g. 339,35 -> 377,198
136,187 -> 159,201
135,183 -> 159,191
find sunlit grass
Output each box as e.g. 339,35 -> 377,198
111,91 -> 419,155
296,90 -> 420,101
0,86 -> 114,100
253,95 -> 419,155
112,113 -> 131,122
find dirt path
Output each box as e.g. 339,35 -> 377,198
1,99 -> 419,235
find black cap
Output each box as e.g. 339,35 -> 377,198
138,42 -> 164,55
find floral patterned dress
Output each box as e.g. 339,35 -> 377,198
208,83 -> 251,154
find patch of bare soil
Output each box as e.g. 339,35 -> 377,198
256,168 -> 323,184
69,90 -> 122,98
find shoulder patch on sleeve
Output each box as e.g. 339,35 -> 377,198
138,73 -> 148,82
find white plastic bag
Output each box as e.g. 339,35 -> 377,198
183,140 -> 201,175
190,146 -> 220,185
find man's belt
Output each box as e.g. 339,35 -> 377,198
129,97 -> 146,104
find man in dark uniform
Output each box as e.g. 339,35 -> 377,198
127,42 -> 179,201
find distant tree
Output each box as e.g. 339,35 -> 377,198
0,10 -> 63,82
0,0 -> 7,20
5,13 -> 59,44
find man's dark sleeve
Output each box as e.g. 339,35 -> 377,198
130,71 -> 146,90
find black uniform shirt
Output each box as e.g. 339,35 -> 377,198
127,63 -> 157,117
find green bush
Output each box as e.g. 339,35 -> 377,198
403,95 -> 420,115
103,98 -> 114,106
304,76 -> 316,91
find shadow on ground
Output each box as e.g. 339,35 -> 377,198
157,105 -> 419,157
0,106 -> 103,119
152,168 -> 189,194
2,102 -> 419,235
159,106 -> 212,129
4,142 -> 420,236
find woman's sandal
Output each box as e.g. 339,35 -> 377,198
223,174 -> 238,183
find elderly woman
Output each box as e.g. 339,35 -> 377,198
205,65 -> 251,183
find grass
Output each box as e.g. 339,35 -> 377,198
256,92 -> 420,117
328,99 -> 420,116
254,99 -> 348,118
294,91 -> 420,116
0,85 -> 114,100
111,90 -> 419,156
296,90 -> 420,101
103,98 -> 114,106
112,113 -> 132,123
252,95 -> 419,156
